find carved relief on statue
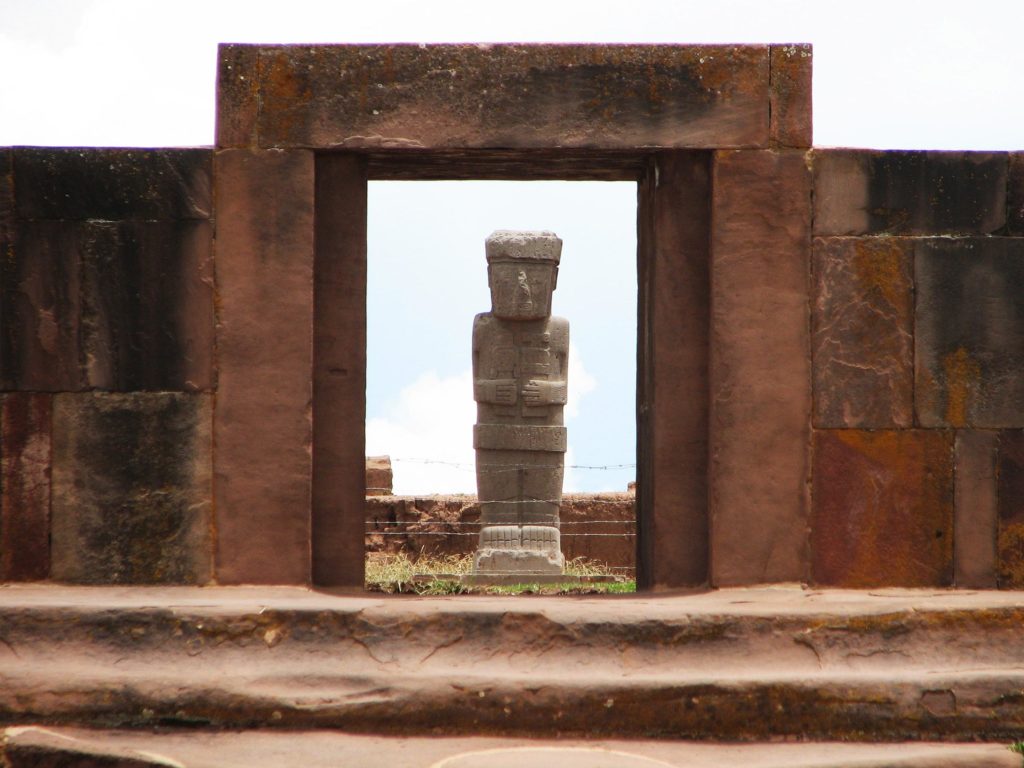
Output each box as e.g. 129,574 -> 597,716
472,230 -> 568,574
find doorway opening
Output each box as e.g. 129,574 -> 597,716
363,180 -> 637,593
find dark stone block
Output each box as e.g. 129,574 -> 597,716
245,44 -> 770,150
1009,153 -> 1024,235
13,148 -> 211,221
0,148 -> 12,234
50,392 -> 212,584
812,430 -> 954,587
915,238 -> 1024,427
812,237 -> 913,428
216,45 -> 260,149
813,150 -> 1007,236
1,393 -> 51,581
1,220 -> 85,391
997,430 -> 1024,588
769,44 -> 812,148
1,220 -> 214,392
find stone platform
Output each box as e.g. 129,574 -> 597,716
0,584 -> 1023,761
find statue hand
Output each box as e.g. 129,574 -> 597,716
492,380 -> 517,405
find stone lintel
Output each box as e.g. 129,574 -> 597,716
217,43 -> 774,151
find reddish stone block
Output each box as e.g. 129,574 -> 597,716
213,148 -> 315,585
1,393 -> 51,581
813,150 -> 1007,236
812,430 -> 954,587
709,150 -> 811,585
0,148 -> 12,235
812,237 -> 913,428
244,44 -> 770,150
637,151 -> 711,588
954,430 -> 998,588
12,148 -> 210,221
915,238 -> 1024,428
1,220 -> 214,392
1009,153 -> 1024,235
216,45 -> 260,148
769,44 -> 812,148
997,430 -> 1024,588
50,393 -> 212,584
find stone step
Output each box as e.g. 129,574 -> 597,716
2,727 -> 1021,767
1,585 -> 1023,741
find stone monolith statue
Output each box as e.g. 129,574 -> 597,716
472,230 -> 567,574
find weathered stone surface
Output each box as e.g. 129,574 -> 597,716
637,151 -> 710,588
997,430 -> 1024,588
312,153 -> 366,587
955,430 -> 998,588
213,148 -> 314,585
812,430 -> 954,587
240,44 -> 770,150
2,727 -> 177,767
915,238 -> 1024,427
1,220 -> 83,391
365,493 -> 635,569
813,150 -> 1007,236
50,393 -> 212,584
1,220 -> 214,392
4,587 -> 1024,742
365,456 -> 393,496
812,237 -> 913,428
769,44 -> 812,148
709,150 -> 811,585
12,148 -> 210,221
1009,153 -> 1024,235
0,148 -> 12,235
0,394 -> 51,581
216,45 -> 260,149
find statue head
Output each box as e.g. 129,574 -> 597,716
485,230 -> 562,320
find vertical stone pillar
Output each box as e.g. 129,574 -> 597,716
213,148 -> 315,584
636,152 -> 711,589
709,150 -> 812,585
313,153 -> 368,587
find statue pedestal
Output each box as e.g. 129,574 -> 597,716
474,524 -> 564,574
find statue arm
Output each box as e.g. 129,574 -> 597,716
473,315 -> 516,405
522,318 -> 568,405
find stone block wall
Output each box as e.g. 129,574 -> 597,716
810,149 -> 1023,588
0,149 -> 214,583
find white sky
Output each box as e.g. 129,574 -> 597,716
2,0 -> 1021,493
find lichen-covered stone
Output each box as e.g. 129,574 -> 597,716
915,238 -> 1024,427
12,148 -> 210,221
997,430 -> 1024,588
812,237 -> 913,428
1,220 -> 214,391
813,150 -> 1007,236
1,394 -> 51,581
812,430 -> 954,587
232,44 -> 771,150
50,393 -> 212,584
769,44 -> 812,148
216,45 -> 260,149
709,150 -> 811,585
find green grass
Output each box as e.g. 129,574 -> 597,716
365,551 -> 636,595
1009,740 -> 1024,759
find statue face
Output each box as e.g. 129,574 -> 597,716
488,261 -> 557,320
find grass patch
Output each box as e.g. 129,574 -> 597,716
365,551 -> 635,595
1010,741 -> 1024,759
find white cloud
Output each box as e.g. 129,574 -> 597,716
367,343 -> 596,495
